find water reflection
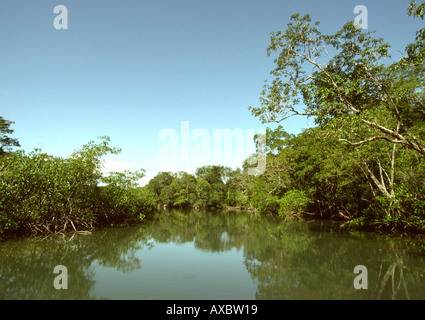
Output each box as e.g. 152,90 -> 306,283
0,209 -> 424,299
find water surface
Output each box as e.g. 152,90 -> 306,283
1,209 -> 425,299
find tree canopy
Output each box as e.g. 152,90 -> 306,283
246,2 -> 425,229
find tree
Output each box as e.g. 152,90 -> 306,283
147,171 -> 174,200
100,169 -> 152,221
194,177 -> 211,207
405,1 -> 425,63
253,125 -> 293,156
195,165 -> 231,184
223,168 -> 250,207
247,5 -> 425,226
0,136 -> 155,237
171,171 -> 197,208
0,116 -> 20,155
249,12 -> 425,157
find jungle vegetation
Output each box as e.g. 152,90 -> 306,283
0,2 -> 424,238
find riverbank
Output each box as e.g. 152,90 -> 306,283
290,211 -> 425,236
0,215 -> 143,241
343,218 -> 425,236
2,205 -> 425,241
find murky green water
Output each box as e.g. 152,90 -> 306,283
1,209 -> 425,300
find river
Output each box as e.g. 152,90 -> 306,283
1,209 -> 425,299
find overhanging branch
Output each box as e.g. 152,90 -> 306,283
339,136 -> 406,146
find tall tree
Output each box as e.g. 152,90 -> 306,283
0,116 -> 20,155
248,5 -> 425,220
249,10 -> 425,157
405,1 -> 425,63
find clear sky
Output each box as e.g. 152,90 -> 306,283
0,0 -> 423,184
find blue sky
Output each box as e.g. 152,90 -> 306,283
0,0 -> 423,184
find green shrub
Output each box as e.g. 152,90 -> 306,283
0,137 -> 155,238
278,190 -> 312,217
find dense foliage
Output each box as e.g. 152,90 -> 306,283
146,1 -> 425,232
146,166 -> 248,209
246,1 -> 425,231
0,2 -> 424,238
0,136 -> 156,239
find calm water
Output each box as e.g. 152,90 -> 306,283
1,209 -> 425,300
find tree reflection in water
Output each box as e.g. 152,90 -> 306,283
1,209 -> 424,299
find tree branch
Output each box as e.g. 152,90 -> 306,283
338,136 -> 406,146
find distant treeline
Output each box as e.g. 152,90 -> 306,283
146,118 -> 425,233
